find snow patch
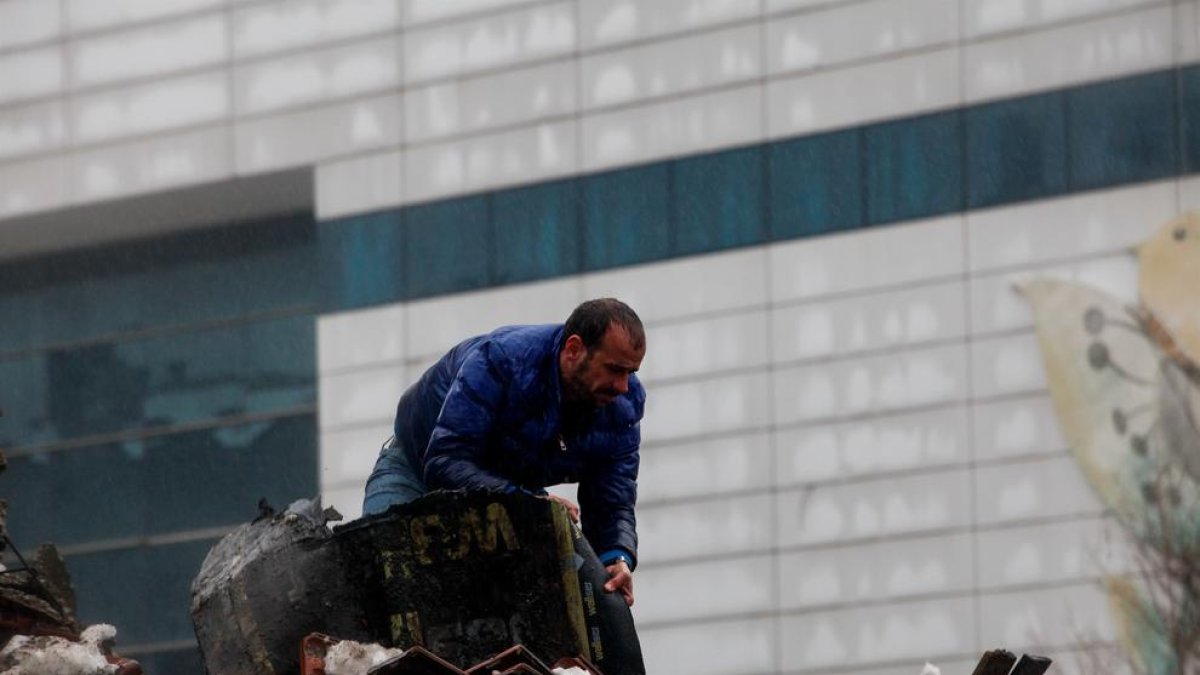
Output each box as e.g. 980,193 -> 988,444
324,640 -> 405,675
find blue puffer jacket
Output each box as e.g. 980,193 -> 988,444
393,323 -> 644,568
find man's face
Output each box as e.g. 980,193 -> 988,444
561,325 -> 645,408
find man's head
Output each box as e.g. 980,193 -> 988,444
559,298 -> 646,408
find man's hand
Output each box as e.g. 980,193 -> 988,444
544,493 -> 580,522
604,560 -> 634,607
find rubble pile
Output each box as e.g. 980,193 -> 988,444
0,624 -> 120,675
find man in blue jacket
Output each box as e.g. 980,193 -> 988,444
362,298 -> 646,606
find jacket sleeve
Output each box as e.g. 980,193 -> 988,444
578,421 -> 641,570
422,340 -> 519,492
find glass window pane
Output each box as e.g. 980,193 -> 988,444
67,538 -> 219,645
129,647 -> 204,675
5,415 -> 317,546
768,129 -> 863,240
1182,65 -> 1200,174
404,196 -> 491,299
0,315 -> 315,450
1067,71 -> 1177,190
865,111 -> 964,225
318,212 -> 404,311
492,179 -> 580,285
0,215 -> 316,354
581,163 -> 670,271
672,146 -> 765,257
966,91 -> 1067,209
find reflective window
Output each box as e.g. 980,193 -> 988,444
0,315 -> 315,450
582,164 -> 670,271
128,647 -> 204,675
672,146 -> 766,257
66,538 -> 220,646
1067,71 -> 1177,190
865,111 -> 964,225
0,215 -> 315,354
768,129 -> 863,240
1181,65 -> 1200,174
967,91 -> 1067,209
5,415 -> 317,546
404,196 -> 491,299
492,179 -> 580,286
318,212 -> 404,312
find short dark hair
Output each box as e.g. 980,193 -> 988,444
563,298 -> 645,351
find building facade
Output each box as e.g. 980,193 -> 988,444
1,0 -> 1199,673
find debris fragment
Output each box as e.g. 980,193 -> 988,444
0,629 -> 117,675
324,640 -> 405,675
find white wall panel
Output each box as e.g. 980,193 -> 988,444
1179,0 -> 1200,64
0,46 -> 63,105
404,61 -> 575,144
772,343 -> 968,425
767,0 -> 958,76
234,94 -> 401,173
234,36 -> 401,116
962,0 -> 1161,40
68,124 -> 232,202
320,425 -> 389,491
638,310 -> 768,383
978,583 -> 1116,648
0,99 -> 65,161
68,14 -> 226,88
1182,175 -> 1200,211
0,155 -> 65,218
581,84 -> 763,172
775,468 -> 971,547
635,555 -> 774,623
970,332 -> 1045,399
71,70 -> 229,144
779,596 -> 976,670
580,24 -> 761,111
966,180 -> 1174,273
403,2 -> 574,85
584,248 -> 768,323
405,278 -> 580,358
317,302 -> 406,375
0,0 -> 61,50
775,406 -> 968,486
322,483 -> 365,522
964,5 -> 1172,103
976,517 -> 1134,590
772,280 -> 966,364
770,215 -> 963,302
637,494 -> 772,564
777,532 -> 974,610
404,120 -> 577,204
767,47 -> 960,138
401,0 -> 541,27
232,0 -> 399,58
639,617 -> 776,675
315,148 -> 404,220
65,0 -> 224,34
974,455 -> 1103,526
968,254 -> 1138,337
971,394 -> 1066,462
318,362 -> 407,431
641,372 -> 771,443
579,0 -> 758,50
639,432 -> 771,503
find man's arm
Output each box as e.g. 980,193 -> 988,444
578,424 -> 640,605
422,341 -> 519,492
